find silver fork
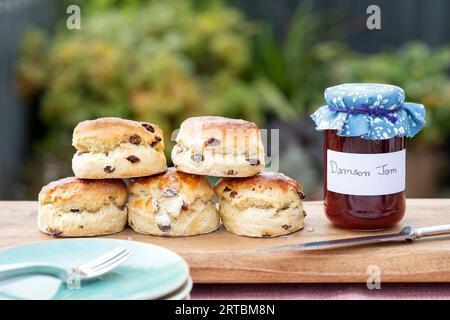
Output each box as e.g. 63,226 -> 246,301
0,247 -> 133,284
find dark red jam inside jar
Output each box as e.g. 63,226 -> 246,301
324,130 -> 406,230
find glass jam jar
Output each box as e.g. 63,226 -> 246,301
323,130 -> 406,230
311,83 -> 426,230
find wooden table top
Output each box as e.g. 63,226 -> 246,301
1,199 -> 450,283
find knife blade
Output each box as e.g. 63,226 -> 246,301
252,225 -> 450,253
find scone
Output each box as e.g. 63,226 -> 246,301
171,116 -> 265,177
72,117 -> 167,179
38,177 -> 128,237
128,168 -> 220,236
214,172 -> 305,237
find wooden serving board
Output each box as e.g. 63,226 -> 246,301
1,200 -> 450,283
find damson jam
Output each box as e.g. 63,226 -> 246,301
323,130 -> 406,230
311,83 -> 426,230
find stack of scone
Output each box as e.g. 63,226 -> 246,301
38,117 -> 221,238
171,116 -> 305,238
38,115 -> 305,238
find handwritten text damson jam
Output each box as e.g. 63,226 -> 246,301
311,83 -> 426,230
324,130 -> 406,230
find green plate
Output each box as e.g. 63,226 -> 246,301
0,239 -> 189,300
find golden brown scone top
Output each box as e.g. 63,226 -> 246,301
38,177 -> 127,212
180,116 -> 258,132
177,116 -> 260,140
129,167 -> 215,202
73,117 -> 164,153
215,171 -> 303,196
175,116 -> 264,155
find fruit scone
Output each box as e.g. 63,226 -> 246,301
38,177 -> 128,237
72,117 -> 167,179
215,172 -> 306,237
172,116 -> 265,177
128,168 -> 220,236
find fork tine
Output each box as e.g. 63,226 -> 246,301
90,248 -> 133,273
87,248 -> 130,271
78,247 -> 128,271
89,248 -> 133,271
91,249 -> 132,270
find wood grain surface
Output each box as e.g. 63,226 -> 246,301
1,200 -> 450,283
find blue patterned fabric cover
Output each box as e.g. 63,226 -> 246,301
311,83 -> 426,140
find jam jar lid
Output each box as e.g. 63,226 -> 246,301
311,83 -> 426,140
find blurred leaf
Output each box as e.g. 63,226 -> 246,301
254,77 -> 297,120
17,0 -> 292,157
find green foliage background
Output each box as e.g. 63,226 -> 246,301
16,0 -> 450,164
16,0 -> 295,159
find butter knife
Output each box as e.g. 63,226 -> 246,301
254,225 -> 450,253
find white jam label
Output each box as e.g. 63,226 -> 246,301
327,149 -> 406,196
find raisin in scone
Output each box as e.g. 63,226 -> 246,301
128,168 -> 220,236
72,117 -> 167,179
214,172 -> 305,237
38,177 -> 128,237
171,116 -> 265,177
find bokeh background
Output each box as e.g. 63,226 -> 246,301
1,0 -> 449,200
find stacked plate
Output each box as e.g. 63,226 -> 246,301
0,239 -> 192,300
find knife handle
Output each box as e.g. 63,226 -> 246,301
415,225 -> 450,239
